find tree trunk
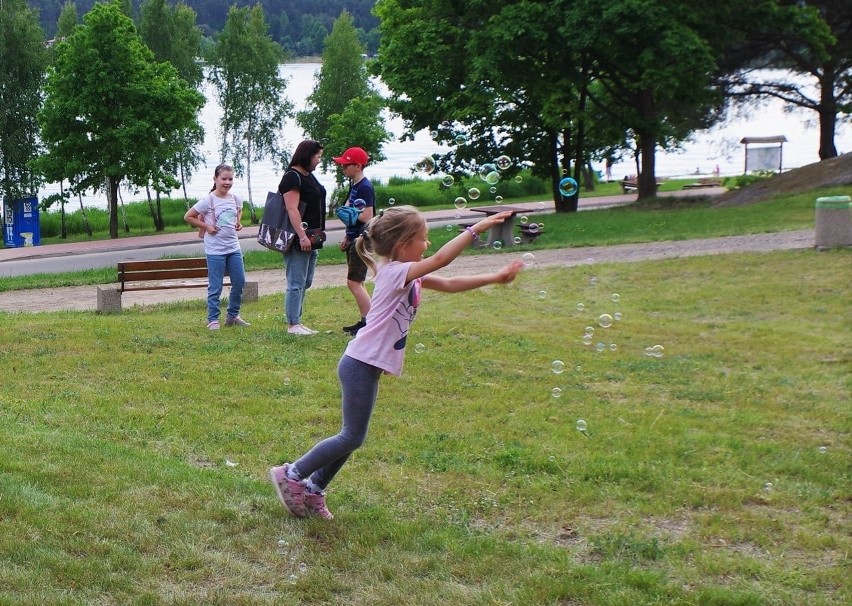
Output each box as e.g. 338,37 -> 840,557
637,132 -> 658,200
108,177 -> 119,239
246,139 -> 258,224
59,181 -> 67,239
145,184 -> 158,230
155,190 -> 164,231
552,129 -> 571,212
818,67 -> 838,160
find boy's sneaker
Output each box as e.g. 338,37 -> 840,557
342,319 -> 366,335
207,320 -> 220,330
268,464 -> 306,517
303,491 -> 334,520
225,315 -> 251,327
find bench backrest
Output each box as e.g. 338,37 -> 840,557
118,258 -> 210,292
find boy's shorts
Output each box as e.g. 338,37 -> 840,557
346,243 -> 368,282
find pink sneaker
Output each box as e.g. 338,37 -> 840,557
268,464 -> 306,518
303,491 -> 334,520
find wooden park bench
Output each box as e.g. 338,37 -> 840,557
622,175 -> 665,194
683,178 -> 723,189
96,258 -> 258,313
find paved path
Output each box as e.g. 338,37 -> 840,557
0,227 -> 814,313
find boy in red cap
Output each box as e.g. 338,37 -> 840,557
333,147 -> 375,335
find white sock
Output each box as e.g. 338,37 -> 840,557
304,478 -> 323,494
285,465 -> 301,481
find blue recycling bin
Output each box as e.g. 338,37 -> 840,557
3,197 -> 40,247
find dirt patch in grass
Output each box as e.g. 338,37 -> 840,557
713,153 -> 852,207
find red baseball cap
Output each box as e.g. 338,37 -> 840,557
333,147 -> 369,166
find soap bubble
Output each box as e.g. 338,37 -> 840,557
584,326 -> 594,336
298,562 -> 308,573
289,574 -> 298,584
551,387 -> 562,398
651,344 -> 664,357
582,335 -> 593,345
589,276 -> 598,286
492,240 -> 503,250
388,197 -> 396,206
558,177 -> 578,197
819,446 -> 827,454
576,419 -> 588,433
527,223 -> 539,234
446,224 -> 454,232
598,314 -> 613,328
609,343 -> 617,351
454,211 -> 461,219
537,201 -> 546,210
283,377 -> 291,386
552,360 -> 565,374
429,130 -> 438,138
495,155 -> 512,170
490,187 -> 497,194
484,171 -> 500,185
441,175 -> 455,187
416,156 -> 436,174
614,312 -> 623,321
514,175 -> 523,183
468,187 -> 481,200
611,293 -> 621,303
353,198 -> 366,209
495,195 -> 503,203
277,539 -> 289,554
522,252 -> 536,266
538,290 -> 547,299
300,221 -> 308,230
577,303 -> 585,311
519,215 -> 529,225
513,236 -> 522,244
454,196 -> 467,210
454,134 -> 467,145
478,163 -> 498,182
595,342 -> 606,352
764,482 -> 773,491
414,343 -> 425,354
644,347 -> 654,357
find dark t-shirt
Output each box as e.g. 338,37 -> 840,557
277,169 -> 326,229
344,177 -> 375,238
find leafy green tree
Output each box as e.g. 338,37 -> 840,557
55,1 -> 79,40
35,0 -> 204,238
298,11 -> 390,184
138,0 -> 205,211
724,1 -> 851,160
296,14 -> 328,56
0,0 -> 48,206
207,4 -> 292,223
375,0 -> 737,203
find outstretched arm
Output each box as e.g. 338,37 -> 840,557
421,260 -> 524,293
406,211 -> 514,283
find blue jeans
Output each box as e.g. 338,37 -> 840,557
283,248 -> 318,325
206,252 -> 246,322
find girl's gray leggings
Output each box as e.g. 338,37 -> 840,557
292,355 -> 383,490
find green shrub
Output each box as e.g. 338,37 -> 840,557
722,170 -> 775,190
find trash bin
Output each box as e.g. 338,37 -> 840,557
2,197 -> 40,247
814,196 -> 852,250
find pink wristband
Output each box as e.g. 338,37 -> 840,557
465,226 -> 479,241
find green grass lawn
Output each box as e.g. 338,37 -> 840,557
1,249 -> 849,605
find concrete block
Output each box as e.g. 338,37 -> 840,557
243,281 -> 259,302
96,286 -> 123,313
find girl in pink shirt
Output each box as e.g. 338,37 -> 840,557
269,205 -> 523,519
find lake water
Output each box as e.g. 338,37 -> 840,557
38,64 -> 851,209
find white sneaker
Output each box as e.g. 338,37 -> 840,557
288,324 -> 317,335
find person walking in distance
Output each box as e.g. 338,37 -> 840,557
268,206 -> 523,519
333,147 -> 374,336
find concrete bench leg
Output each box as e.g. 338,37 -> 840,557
243,281 -> 259,302
96,286 -> 122,313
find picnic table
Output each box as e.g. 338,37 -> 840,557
468,205 -> 532,247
